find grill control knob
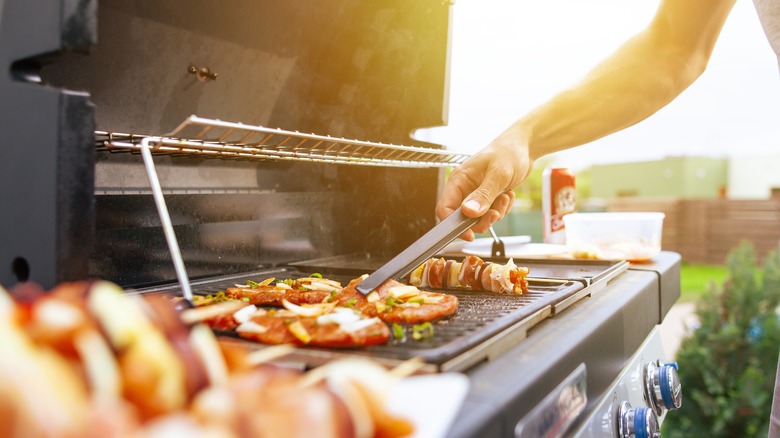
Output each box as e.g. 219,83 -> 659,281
643,361 -> 682,415
617,401 -> 660,438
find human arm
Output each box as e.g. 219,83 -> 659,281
437,0 -> 737,240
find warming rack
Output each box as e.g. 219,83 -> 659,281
96,115 -> 471,168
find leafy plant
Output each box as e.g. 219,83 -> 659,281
662,241 -> 780,437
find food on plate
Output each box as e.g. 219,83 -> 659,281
300,358 -> 418,438
0,281 -> 415,438
18,281 -> 226,420
569,241 -> 660,262
190,364 -> 355,438
344,276 -> 459,325
407,256 -> 530,294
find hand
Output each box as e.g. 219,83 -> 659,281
435,136 -> 533,241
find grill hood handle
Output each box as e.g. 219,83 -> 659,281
355,207 -> 479,295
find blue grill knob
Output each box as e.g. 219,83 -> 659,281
644,360 -> 683,416
617,401 -> 660,438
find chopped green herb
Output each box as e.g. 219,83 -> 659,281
282,279 -> 295,286
246,280 -> 261,289
241,297 -> 250,302
201,290 -> 229,303
385,296 -> 401,310
344,299 -> 357,308
409,297 -> 425,305
326,289 -> 339,303
412,322 -> 434,340
392,323 -> 405,340
311,272 -> 323,279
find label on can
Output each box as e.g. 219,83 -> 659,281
542,167 -> 576,244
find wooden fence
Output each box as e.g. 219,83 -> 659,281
607,196 -> 780,265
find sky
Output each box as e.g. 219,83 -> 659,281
417,0 -> 780,171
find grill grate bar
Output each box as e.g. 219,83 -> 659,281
96,115 -> 470,168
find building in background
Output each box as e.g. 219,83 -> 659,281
589,156 -> 728,200
728,156 -> 780,199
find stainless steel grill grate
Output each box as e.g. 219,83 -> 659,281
136,266 -> 598,373
96,115 -> 470,168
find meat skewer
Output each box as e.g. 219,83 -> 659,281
407,256 -> 530,294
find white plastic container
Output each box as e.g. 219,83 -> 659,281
562,212 -> 665,262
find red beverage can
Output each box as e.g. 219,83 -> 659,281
542,167 -> 576,244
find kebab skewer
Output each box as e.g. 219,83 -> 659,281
407,255 -> 530,294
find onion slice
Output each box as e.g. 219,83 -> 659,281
287,321 -> 312,344
388,285 -> 421,300
73,328 -> 121,401
235,320 -> 268,334
281,299 -> 337,317
180,301 -> 247,325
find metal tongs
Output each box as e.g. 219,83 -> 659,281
355,207 -> 479,295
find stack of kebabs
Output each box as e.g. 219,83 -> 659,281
0,281 -> 414,438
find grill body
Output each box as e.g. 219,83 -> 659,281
0,1 -> 682,436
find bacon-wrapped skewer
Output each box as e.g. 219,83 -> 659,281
407,256 -> 530,294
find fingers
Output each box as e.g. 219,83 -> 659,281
460,161 -> 517,217
468,192 -> 514,235
459,229 -> 476,242
461,182 -> 500,217
444,191 -> 514,241
436,165 -> 518,240
435,170 -> 472,222
492,191 -> 515,218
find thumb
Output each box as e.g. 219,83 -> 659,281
462,175 -> 505,217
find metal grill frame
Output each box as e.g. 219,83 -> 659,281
97,115 -> 471,168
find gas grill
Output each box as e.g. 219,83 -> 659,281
0,1 -> 682,436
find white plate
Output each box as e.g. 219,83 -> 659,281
386,373 -> 470,438
461,235 -> 532,254
463,242 -> 568,258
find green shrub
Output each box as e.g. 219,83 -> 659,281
662,241 -> 780,437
